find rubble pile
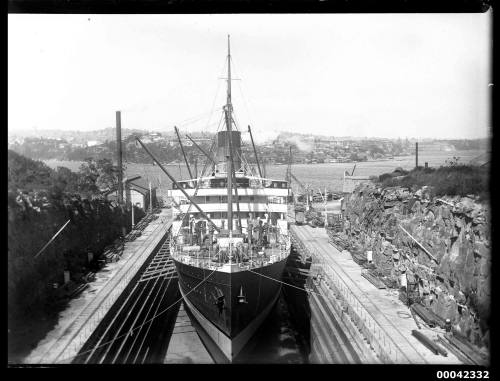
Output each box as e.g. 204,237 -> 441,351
332,182 -> 490,348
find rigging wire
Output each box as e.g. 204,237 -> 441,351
175,110 -> 217,127
230,55 -> 256,131
247,268 -> 341,301
229,56 -> 264,179
170,51 -> 256,237
202,57 -> 227,133
170,58 -> 226,184
55,267 -> 219,364
248,267 -> 444,336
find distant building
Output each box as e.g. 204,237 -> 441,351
86,140 -> 102,147
342,173 -> 371,194
104,176 -> 157,211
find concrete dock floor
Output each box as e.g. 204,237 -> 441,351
24,209 -> 172,364
164,303 -> 214,364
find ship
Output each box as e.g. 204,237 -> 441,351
136,36 -> 291,362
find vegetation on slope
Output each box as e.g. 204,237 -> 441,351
376,160 -> 489,201
7,150 -> 143,362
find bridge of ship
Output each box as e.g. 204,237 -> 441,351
169,175 -> 290,235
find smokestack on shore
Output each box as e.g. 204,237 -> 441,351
116,111 -> 123,204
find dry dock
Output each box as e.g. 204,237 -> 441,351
24,209 -> 172,364
290,224 -> 463,364
22,207 -> 468,364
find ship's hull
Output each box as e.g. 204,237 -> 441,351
173,257 -> 288,361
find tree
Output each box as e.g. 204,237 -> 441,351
368,144 -> 384,156
95,158 -> 120,191
349,153 -> 360,162
8,150 -> 53,192
77,158 -> 121,197
77,158 -> 100,196
50,166 -> 80,195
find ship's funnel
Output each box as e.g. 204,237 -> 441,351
216,130 -> 242,172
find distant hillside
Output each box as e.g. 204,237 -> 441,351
8,128 -> 490,167
8,127 -> 154,145
8,150 -> 55,192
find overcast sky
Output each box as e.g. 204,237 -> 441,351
8,13 -> 492,142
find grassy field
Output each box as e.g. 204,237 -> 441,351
43,149 -> 487,194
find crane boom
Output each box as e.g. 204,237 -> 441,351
247,125 -> 263,178
136,137 -> 220,232
174,126 -> 194,179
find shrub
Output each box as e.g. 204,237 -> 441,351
377,165 -> 489,201
378,173 -> 393,182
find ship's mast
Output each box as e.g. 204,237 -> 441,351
225,35 -> 234,232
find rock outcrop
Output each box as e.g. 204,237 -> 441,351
332,182 -> 490,349
8,190 -> 144,322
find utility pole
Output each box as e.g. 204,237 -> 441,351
116,111 -> 127,237
324,186 -> 328,228
149,181 -> 153,212
415,142 -> 419,168
131,202 -> 135,228
193,155 -> 198,178
286,146 -> 292,184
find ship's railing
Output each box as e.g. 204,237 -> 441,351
174,179 -> 263,190
173,178 -> 289,190
169,238 -> 290,270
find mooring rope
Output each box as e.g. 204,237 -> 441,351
55,267 -> 218,364
247,268 -> 326,299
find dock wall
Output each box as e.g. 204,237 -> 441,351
340,182 -> 490,349
291,228 -> 404,364
25,211 -> 172,364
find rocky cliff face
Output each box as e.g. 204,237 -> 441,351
8,190 -> 143,319
338,182 -> 490,348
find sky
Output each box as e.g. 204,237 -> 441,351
8,13 -> 492,142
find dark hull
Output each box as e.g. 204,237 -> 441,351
173,258 -> 288,360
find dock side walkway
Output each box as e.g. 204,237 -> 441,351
291,224 -> 462,364
24,209 -> 172,364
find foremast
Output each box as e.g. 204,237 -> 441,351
224,34 -> 242,244
225,35 -> 234,233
